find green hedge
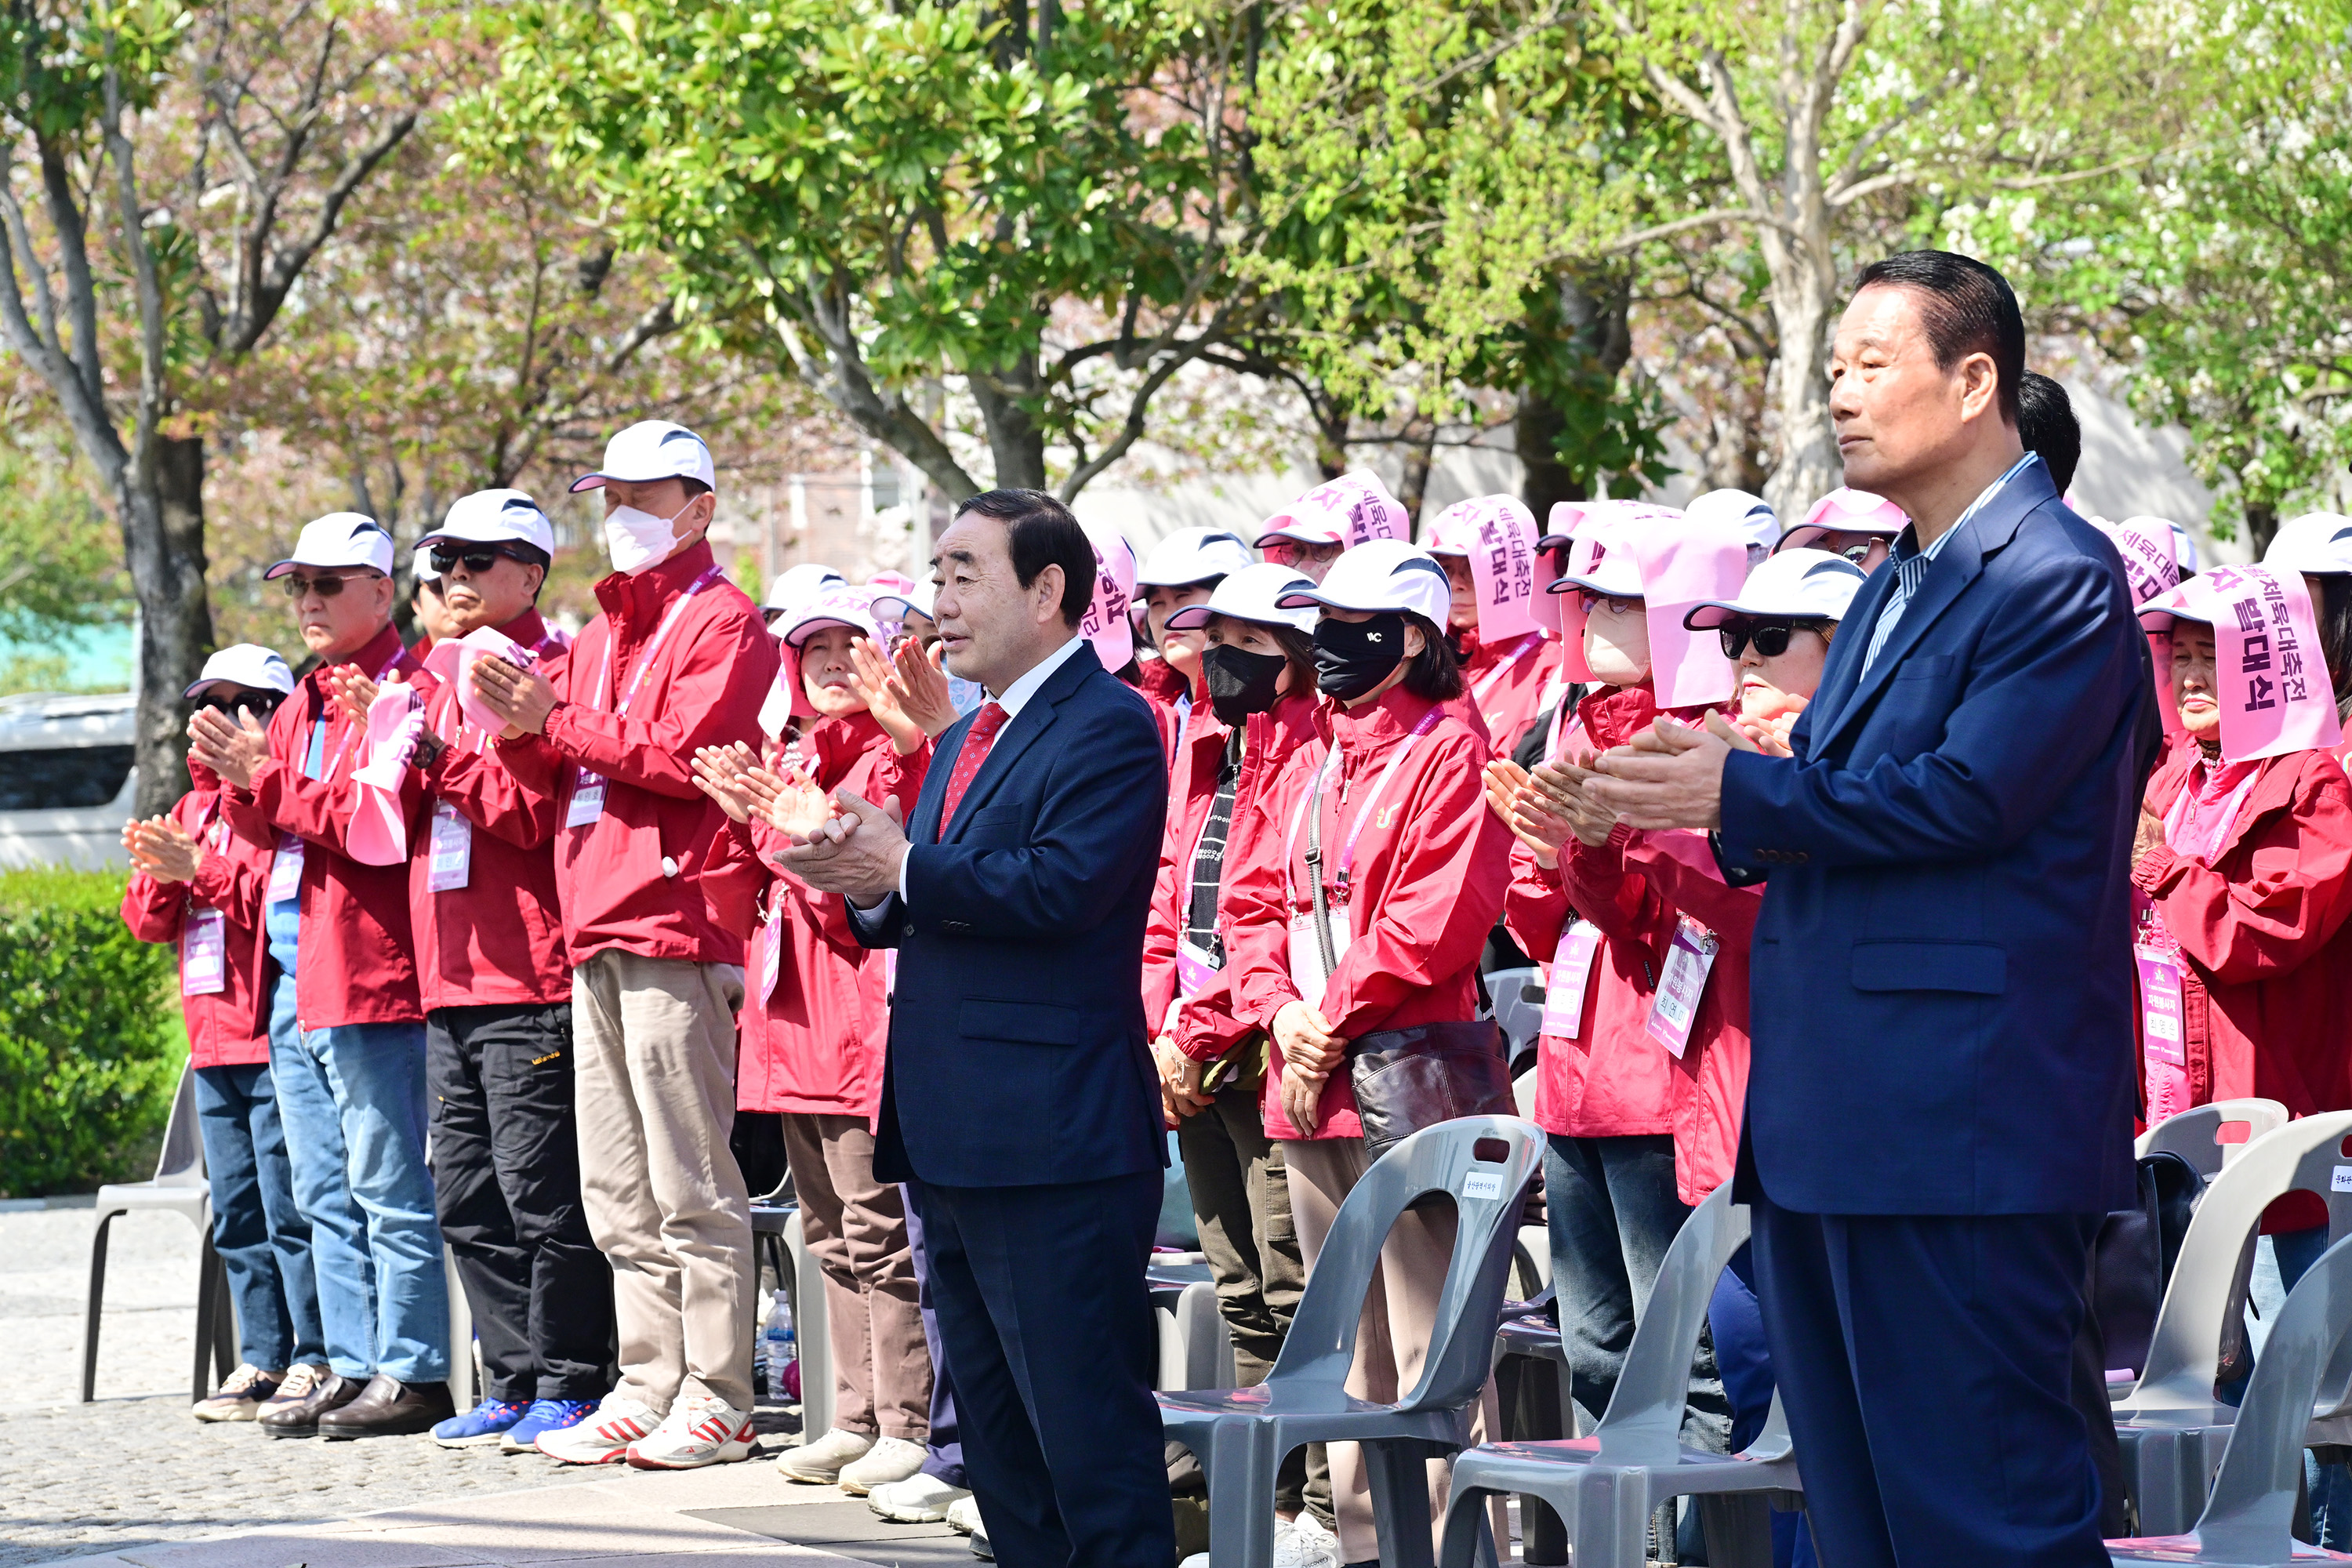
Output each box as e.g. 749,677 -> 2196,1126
0,868 -> 184,1196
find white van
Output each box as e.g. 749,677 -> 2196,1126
0,691 -> 137,869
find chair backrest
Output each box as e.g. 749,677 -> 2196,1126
1588,1182 -> 1748,1465
2136,1100 -> 2290,1177
2187,1232 -> 2352,1563
1486,967 -> 1545,1067
152,1060 -> 204,1185
2120,1109 -> 2352,1414
1268,1115 -> 1544,1414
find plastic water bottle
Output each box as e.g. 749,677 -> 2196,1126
763,1292 -> 797,1403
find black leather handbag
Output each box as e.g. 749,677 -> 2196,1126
1305,790 -> 1515,1160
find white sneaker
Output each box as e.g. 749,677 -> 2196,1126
1276,1512 -> 1341,1568
838,1435 -> 928,1494
946,1494 -> 992,1559
624,1392 -> 756,1469
536,1393 -> 660,1465
774,1425 -> 876,1483
868,1471 -> 972,1522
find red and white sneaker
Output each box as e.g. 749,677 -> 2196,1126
535,1393 -> 659,1465
624,1392 -> 756,1469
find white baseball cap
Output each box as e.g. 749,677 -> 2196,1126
1682,548 -> 1868,630
184,643 -> 295,700
1274,539 -> 1452,625
2265,513 -> 2352,576
265,512 -> 395,580
765,561 -> 848,613
1163,561 -> 1322,634
419,488 -> 557,558
568,420 -> 717,495
775,589 -> 882,650
1136,526 -> 1256,588
1776,488 -> 1908,553
411,545 -> 441,584
1687,488 -> 1780,554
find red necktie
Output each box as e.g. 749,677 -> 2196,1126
939,702 -> 1008,834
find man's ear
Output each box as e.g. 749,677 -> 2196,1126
1033,563 -> 1065,625
1958,352 -> 2002,423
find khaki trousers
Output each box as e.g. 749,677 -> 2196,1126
1285,1135 -> 1499,1564
779,1111 -> 932,1441
572,949 -> 755,1415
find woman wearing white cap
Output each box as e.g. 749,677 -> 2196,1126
691,591 -> 940,1497
1131,525 -> 1258,720
1773,487 -> 1907,572
1218,539 -> 1513,1565
1142,562 -> 1337,1566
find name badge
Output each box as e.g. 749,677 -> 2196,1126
267,835 -> 303,903
760,898 -> 786,1007
1646,916 -> 1719,1059
1287,906 -> 1352,1012
427,801 -> 473,892
1541,919 -> 1602,1040
181,907 -> 227,996
1174,937 -> 1221,1000
567,770 -> 608,828
2133,945 -> 2187,1065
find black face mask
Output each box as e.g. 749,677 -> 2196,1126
1200,643 -> 1288,726
1312,612 -> 1409,701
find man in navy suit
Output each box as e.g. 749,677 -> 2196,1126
1589,252 -> 2143,1567
779,488 -> 1174,1568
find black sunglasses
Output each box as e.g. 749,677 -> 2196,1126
198,691 -> 282,720
1718,618 -> 1829,659
428,543 -> 532,575
280,569 -> 383,599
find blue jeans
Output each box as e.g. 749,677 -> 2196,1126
269,975 -> 448,1382
193,1061 -> 324,1370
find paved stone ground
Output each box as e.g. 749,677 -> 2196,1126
0,1208 -> 811,1567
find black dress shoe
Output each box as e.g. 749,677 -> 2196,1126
258,1371 -> 367,1439
318,1374 -> 456,1440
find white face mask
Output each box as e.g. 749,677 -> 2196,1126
603,502 -> 687,575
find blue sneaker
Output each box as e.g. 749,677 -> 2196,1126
433,1399 -> 527,1449
501,1397 -> 601,1454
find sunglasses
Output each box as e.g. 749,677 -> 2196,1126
198,691 -> 282,720
1718,619 -> 1829,659
280,570 -> 382,599
428,544 -> 531,575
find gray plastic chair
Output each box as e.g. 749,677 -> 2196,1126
750,1200 -> 834,1431
2111,1230 -> 2352,1563
1437,1183 -> 1799,1568
1158,1115 -> 1544,1568
82,1062 -> 231,1403
1486,967 -> 1546,1076
2114,1109 -> 2352,1535
2136,1099 -> 2292,1172
1149,1256 -> 1239,1392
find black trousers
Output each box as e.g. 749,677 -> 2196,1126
427,1002 -> 615,1402
909,1171 -> 1174,1568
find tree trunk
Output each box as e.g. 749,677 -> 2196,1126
1396,418 -> 1439,536
2245,502 -> 2281,559
125,435 -> 216,818
971,361 -> 1049,492
1761,247 -> 1842,520
1311,394 -> 1350,480
1515,387 -> 1584,526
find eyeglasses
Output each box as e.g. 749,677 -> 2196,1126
1718,619 -> 1830,659
1577,592 -> 1643,616
428,544 -> 529,575
198,691 -> 281,720
280,570 -> 382,598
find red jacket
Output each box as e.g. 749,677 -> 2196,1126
221,623 -> 429,1030
496,542 -> 780,967
1223,685 -> 1511,1139
405,608 -> 572,1011
122,773 -> 275,1068
2136,745 -> 2352,1119
702,712 -> 929,1119
1457,629 -> 1555,759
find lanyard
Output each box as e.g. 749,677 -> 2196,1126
1469,633 -> 1544,706
591,565 -> 724,718
1283,707 -> 1442,902
307,645 -> 407,784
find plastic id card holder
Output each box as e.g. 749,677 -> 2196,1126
1287,906 -> 1351,1013
1646,916 -> 1720,1059
1541,920 -> 1602,1039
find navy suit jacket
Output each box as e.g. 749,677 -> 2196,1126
856,645 -> 1171,1189
1719,457 -> 2141,1216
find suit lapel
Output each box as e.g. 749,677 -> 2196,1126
936,648 -> 1093,845
1802,564 -> 1896,754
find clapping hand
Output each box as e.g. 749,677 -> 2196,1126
1524,757 -> 1621,848
470,654 -> 557,739
122,815 -> 202,883
850,638 -> 955,756
187,706 -> 270,789
1483,758 -> 1576,867
323,665 -> 379,725
691,742 -> 762,825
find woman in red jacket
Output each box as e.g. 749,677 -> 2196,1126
693,594 -> 938,1497
121,647 -> 325,1421
1221,540 -> 1512,1565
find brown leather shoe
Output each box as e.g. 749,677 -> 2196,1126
258,1370 -> 367,1439
318,1374 -> 456,1440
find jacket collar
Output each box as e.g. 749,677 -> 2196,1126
928,644 -> 1099,843
593,538 -> 718,626
1330,684 -> 1439,753
494,606 -> 553,651
307,622 -> 411,693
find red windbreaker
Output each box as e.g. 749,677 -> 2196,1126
495,541 -> 780,967
122,771 -> 275,1068
702,710 -> 929,1120
1457,629 -> 1556,759
221,622 -> 429,1030
405,608 -> 572,1011
1222,685 -> 1511,1140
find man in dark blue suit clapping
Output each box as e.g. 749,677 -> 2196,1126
779,489 -> 1175,1568
1589,253 -> 2143,1568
